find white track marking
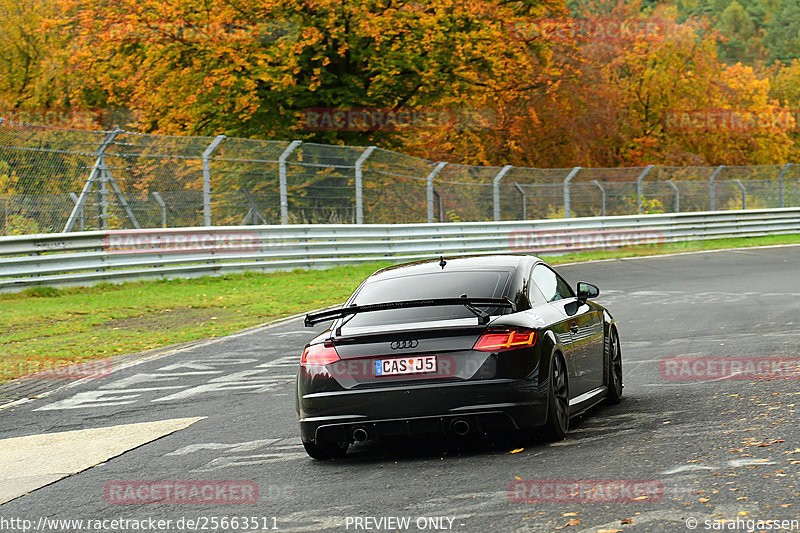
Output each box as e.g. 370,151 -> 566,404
0,417 -> 204,504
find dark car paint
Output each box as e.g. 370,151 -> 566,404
295,255 -> 619,446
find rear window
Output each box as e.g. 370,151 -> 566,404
344,270 -> 511,327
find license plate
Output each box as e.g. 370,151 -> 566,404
375,355 -> 437,377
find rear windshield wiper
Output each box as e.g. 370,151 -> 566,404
304,296 -> 516,327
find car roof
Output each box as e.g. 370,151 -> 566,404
366,254 -> 541,282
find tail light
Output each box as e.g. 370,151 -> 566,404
474,327 -> 537,352
301,341 -> 340,366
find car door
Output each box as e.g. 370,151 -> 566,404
531,264 -> 603,397
568,292 -> 605,394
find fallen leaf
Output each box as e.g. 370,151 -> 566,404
509,448 -> 524,454
699,497 -> 710,503
562,512 -> 578,517
621,518 -> 633,525
553,518 -> 581,530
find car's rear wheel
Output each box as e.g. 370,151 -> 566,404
606,327 -> 623,405
303,440 -> 349,460
542,354 -> 569,441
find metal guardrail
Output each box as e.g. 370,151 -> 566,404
1,209 -> 798,291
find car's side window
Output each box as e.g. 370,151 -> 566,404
555,272 -> 574,300
532,264 -> 574,303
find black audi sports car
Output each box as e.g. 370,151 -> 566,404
296,255 -> 622,459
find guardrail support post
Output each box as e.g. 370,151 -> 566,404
354,146 -> 376,224
636,165 -> 654,214
63,127 -> 121,232
512,182 -> 527,220
778,163 -> 791,208
278,140 -> 302,225
492,165 -> 513,221
563,167 -> 581,218
591,180 -> 606,217
427,162 -> 447,223
666,180 -> 680,213
709,165 -> 725,211
202,134 -> 226,227
733,179 -> 747,210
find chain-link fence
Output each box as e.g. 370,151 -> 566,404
2,118 -> 800,235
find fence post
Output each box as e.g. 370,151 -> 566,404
433,188 -> 444,222
733,179 -> 746,210
278,140 -> 302,225
68,193 -> 84,231
563,167 -> 581,218
98,159 -> 109,229
354,146 -> 376,224
152,192 -> 167,228
202,134 -> 226,227
63,127 -> 121,232
709,165 -> 725,211
666,180 -> 680,213
427,162 -> 448,223
778,163 -> 791,208
492,165 -> 513,221
591,180 -> 606,217
513,183 -> 527,220
636,165 -> 654,213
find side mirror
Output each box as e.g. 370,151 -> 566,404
577,281 -> 599,302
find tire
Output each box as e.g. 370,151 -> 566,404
606,327 -> 623,405
303,440 -> 349,460
542,354 -> 569,441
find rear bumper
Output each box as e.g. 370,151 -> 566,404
297,378 -> 547,444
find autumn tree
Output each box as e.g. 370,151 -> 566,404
62,0 -> 567,146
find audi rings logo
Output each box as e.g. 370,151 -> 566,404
390,340 -> 419,350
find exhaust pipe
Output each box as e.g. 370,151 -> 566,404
352,427 -> 369,444
451,419 -> 470,436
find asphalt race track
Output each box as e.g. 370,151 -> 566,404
1,245 -> 799,533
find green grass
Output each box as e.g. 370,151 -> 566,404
547,233 -> 800,265
1,233 -> 799,383
0,264 -> 389,383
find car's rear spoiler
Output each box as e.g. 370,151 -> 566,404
304,297 -> 516,327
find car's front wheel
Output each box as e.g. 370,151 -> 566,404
303,440 -> 349,460
542,354 -> 569,441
